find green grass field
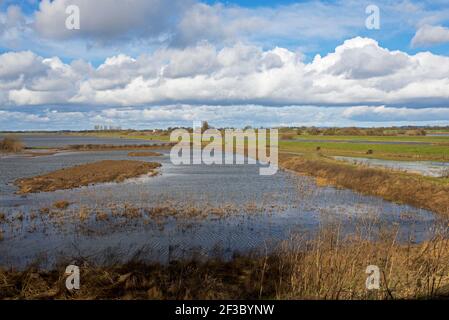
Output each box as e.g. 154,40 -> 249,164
280,140 -> 449,161
285,134 -> 449,143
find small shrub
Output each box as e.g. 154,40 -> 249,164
405,129 -> 426,136
79,207 -> 90,222
53,200 -> 70,210
0,136 -> 24,152
281,133 -> 296,140
442,168 -> 449,179
307,128 -> 321,135
96,211 -> 109,221
39,207 -> 50,215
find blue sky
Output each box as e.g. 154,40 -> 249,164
1,0 -> 449,130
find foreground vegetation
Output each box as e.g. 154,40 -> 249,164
14,160 -> 161,194
2,226 -> 449,300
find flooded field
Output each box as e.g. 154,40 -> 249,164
333,156 -> 449,177
0,136 -> 438,269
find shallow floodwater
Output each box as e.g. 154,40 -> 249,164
333,156 -> 449,177
0,135 -> 438,269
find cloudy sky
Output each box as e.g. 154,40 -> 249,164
1,0 -> 449,130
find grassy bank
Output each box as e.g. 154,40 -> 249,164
280,155 -> 449,216
2,226 -> 449,300
14,160 -> 161,194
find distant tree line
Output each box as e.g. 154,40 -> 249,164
289,126 -> 430,136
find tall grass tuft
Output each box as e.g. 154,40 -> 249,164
0,135 -> 24,152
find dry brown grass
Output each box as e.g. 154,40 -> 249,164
53,201 -> 70,210
1,226 -> 449,300
277,231 -> 449,299
281,133 -> 296,140
15,160 -> 161,194
95,211 -> 109,222
0,136 -> 24,153
281,156 -> 449,217
127,151 -> 162,157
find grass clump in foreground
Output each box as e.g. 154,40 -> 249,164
281,155 -> 449,217
2,226 -> 449,300
14,160 -> 161,194
53,201 -> 71,210
0,136 -> 24,153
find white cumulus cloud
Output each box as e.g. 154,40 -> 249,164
412,25 -> 449,47
1,37 -> 449,109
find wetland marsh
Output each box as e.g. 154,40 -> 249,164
0,134 -> 440,270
